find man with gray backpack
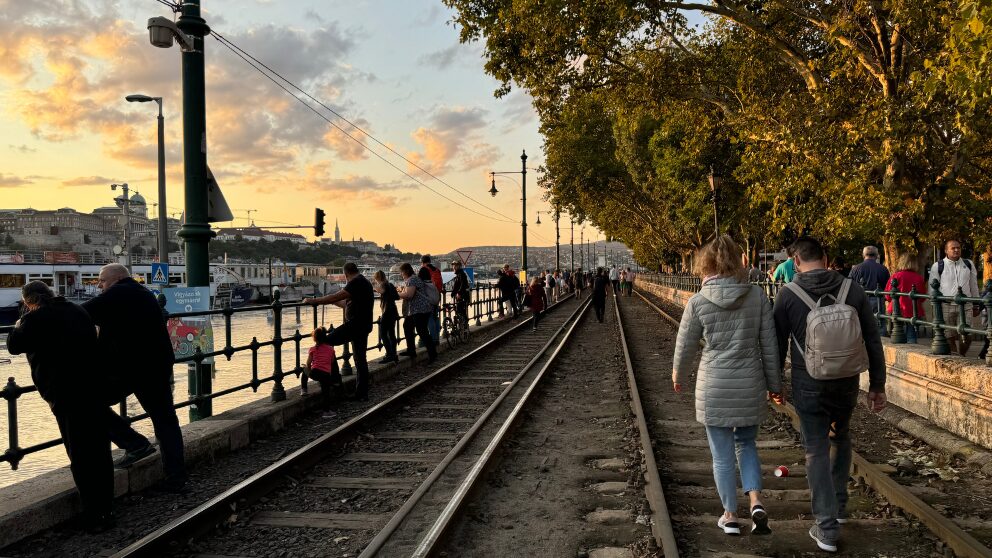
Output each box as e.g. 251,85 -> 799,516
773,237 -> 886,553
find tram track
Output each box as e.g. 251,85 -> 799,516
110,295 -> 591,558
617,289 -> 992,558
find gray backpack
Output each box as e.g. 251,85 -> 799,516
785,279 -> 869,380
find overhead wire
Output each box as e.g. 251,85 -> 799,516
210,30 -> 520,224
210,32 -> 517,225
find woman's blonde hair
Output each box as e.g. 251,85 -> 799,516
694,234 -> 748,282
896,253 -> 916,272
373,270 -> 387,283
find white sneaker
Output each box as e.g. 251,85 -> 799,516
717,515 -> 741,535
809,525 -> 838,552
836,518 -> 848,524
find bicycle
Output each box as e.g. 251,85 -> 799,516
441,302 -> 470,349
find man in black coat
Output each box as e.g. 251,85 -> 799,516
592,268 -> 610,323
83,264 -> 186,489
7,281 -> 114,530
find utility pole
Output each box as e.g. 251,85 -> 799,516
554,204 -> 560,270
580,228 -> 584,268
175,0 -> 213,420
570,220 -> 575,271
521,150 -> 528,279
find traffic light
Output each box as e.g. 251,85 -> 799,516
314,208 -> 326,237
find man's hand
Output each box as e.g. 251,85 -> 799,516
867,390 -> 887,413
302,297 -> 316,305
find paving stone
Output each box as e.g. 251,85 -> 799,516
589,458 -> 625,471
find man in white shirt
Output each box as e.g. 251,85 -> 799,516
929,239 -> 980,356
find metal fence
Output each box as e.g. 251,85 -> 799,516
0,282 -> 510,470
638,272 -> 992,365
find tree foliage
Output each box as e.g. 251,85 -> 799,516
445,0 -> 992,267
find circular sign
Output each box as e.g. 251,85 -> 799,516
112,245 -> 123,255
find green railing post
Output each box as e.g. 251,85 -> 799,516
890,278 -> 906,344
270,289 -> 285,402
930,278 -> 950,355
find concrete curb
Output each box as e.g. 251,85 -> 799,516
0,313 -> 511,549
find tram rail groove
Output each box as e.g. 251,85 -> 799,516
109,297 -> 582,558
632,288 -> 992,558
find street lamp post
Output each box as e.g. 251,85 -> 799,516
536,207 -> 561,270
708,166 -> 722,238
488,149 -> 530,278
126,94 -> 168,270
570,219 -> 575,271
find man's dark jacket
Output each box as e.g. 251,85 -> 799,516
496,272 -> 514,296
82,277 -> 175,394
6,298 -> 104,408
452,269 -> 471,301
592,275 -> 610,304
772,268 -> 886,392
849,258 -> 890,292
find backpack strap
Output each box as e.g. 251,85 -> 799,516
783,281 -> 818,310
837,278 -> 853,305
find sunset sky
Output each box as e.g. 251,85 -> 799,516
0,0 -> 586,254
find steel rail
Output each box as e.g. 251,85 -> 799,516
616,294 -> 680,557
634,289 -> 992,558
110,299 -> 569,558
362,297 -> 591,557
409,297 -> 593,557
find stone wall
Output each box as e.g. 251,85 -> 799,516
636,280 -> 992,451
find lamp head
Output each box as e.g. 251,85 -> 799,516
126,94 -> 155,103
708,166 -> 723,192
489,176 -> 498,197
536,213 -> 542,225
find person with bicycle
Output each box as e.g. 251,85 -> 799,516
451,260 -> 471,330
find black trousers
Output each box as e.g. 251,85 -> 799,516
403,312 -> 437,361
328,321 -> 371,398
593,300 -> 606,322
307,363 -> 341,411
56,401 -> 113,519
107,379 -> 186,480
532,309 -> 544,328
379,314 -> 398,359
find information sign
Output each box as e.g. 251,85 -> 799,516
164,287 -> 214,363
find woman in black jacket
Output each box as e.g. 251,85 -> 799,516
7,281 -> 114,531
373,270 -> 400,364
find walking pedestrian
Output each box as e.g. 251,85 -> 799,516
884,254 -> 926,344
83,264 -> 186,491
770,246 -> 797,283
773,237 -> 886,553
305,327 -> 340,415
929,239 -> 981,356
671,235 -> 782,537
609,265 -> 620,294
396,263 -> 438,363
498,265 -> 520,318
849,246 -> 891,336
592,268 -> 610,322
574,267 -> 585,300
373,271 -> 399,364
527,276 -> 549,330
626,267 -> 636,296
619,268 -> 628,296
420,255 -> 444,345
7,281 -> 115,531
451,260 -> 471,328
303,262 -> 374,401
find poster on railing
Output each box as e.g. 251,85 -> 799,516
163,287 -> 214,364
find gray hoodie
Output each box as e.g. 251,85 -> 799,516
773,268 -> 886,391
673,277 -> 783,427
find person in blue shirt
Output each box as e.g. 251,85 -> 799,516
849,246 -> 891,336
770,246 -> 797,283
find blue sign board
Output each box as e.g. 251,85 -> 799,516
164,287 -> 214,363
465,267 -> 475,285
151,262 -> 170,285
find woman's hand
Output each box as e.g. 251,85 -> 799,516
769,392 -> 785,406
672,382 -> 682,393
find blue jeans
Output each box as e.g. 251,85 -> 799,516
905,325 -> 918,344
793,377 -> 859,541
704,424 -> 763,514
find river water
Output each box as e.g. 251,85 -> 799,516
0,303 -> 403,489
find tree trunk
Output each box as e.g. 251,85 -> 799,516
882,236 -> 928,276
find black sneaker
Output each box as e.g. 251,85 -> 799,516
113,444 -> 156,469
750,505 -> 771,535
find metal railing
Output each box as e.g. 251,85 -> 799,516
638,272 -> 992,365
0,282 -> 510,470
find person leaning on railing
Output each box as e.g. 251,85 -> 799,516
7,281 -> 115,532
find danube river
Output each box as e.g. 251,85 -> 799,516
0,304 -> 397,488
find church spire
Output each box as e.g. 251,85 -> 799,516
334,218 -> 341,243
